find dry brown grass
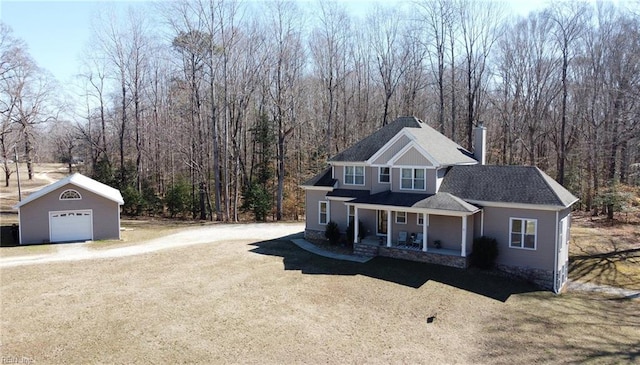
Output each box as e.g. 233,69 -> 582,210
570,212 -> 640,290
1,238 -> 637,364
0,163 -> 68,213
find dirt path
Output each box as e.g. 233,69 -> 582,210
566,279 -> 639,298
0,222 -> 304,268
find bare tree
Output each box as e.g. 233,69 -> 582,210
545,2 -> 590,184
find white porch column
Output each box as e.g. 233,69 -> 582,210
422,213 -> 428,252
354,207 -> 360,243
386,209 -> 392,247
461,216 -> 467,257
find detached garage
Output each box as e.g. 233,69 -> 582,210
13,173 -> 124,245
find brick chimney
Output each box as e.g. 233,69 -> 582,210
473,121 -> 486,165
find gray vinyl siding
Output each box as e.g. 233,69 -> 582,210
371,166 -> 392,195
18,184 -> 120,245
356,209 -> 377,238
481,206 -> 557,271
389,211 -> 422,240
329,200 -> 348,232
394,146 -> 433,166
428,215 -> 463,250
371,134 -> 411,165
305,190 -> 328,232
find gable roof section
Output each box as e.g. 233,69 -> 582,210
329,116 -> 422,162
350,190 -> 478,213
330,116 -> 477,166
439,165 -> 579,208
300,168 -> 336,188
405,124 -> 477,166
13,173 -> 124,209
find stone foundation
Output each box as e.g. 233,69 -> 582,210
378,246 -> 469,269
304,229 -> 326,241
496,264 -> 554,290
353,242 -> 468,268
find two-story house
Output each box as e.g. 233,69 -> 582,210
300,116 -> 578,293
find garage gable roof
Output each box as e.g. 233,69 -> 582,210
13,173 -> 124,209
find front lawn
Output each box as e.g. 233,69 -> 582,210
1,236 -> 637,364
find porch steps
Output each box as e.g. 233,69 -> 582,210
353,243 -> 379,257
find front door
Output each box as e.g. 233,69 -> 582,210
377,210 -> 387,235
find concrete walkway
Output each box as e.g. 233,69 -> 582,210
291,239 -> 372,263
566,280 -> 639,299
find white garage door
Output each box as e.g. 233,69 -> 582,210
49,210 -> 93,243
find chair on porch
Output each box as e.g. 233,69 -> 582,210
414,233 -> 424,248
398,231 -> 408,246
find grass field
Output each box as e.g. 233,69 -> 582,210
1,238 -> 638,364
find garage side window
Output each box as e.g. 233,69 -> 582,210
60,189 -> 82,200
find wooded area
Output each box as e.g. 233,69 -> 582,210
1,0 -> 638,221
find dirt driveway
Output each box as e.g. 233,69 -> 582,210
0,223 -> 304,268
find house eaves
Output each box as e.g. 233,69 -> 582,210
13,173 -> 124,209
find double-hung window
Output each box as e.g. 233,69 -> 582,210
345,166 -> 365,185
510,218 -> 537,249
395,211 -> 407,224
400,168 -> 425,190
319,201 -> 329,225
378,167 -> 390,183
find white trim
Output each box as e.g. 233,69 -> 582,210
422,214 -> 428,252
327,196 -> 355,201
399,167 -> 427,191
354,207 -> 360,243
461,216 -> 467,257
395,211 -> 407,224
17,209 -> 22,245
349,202 -> 475,217
553,210 -> 559,294
59,189 -> 82,200
318,201 -> 329,225
367,128 -> 411,164
13,173 -> 123,209
300,185 -> 334,191
386,209 -> 392,247
480,210 -> 484,237
117,203 -> 122,240
347,204 -> 355,226
463,199 -> 571,211
509,217 -> 537,250
343,165 -> 365,186
378,166 -> 391,184
388,141 -> 440,167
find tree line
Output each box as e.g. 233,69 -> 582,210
1,0 -> 638,221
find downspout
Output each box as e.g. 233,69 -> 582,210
553,210 -> 559,294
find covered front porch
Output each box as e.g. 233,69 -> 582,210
349,191 -> 481,267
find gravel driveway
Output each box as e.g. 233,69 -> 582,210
0,222 -> 304,268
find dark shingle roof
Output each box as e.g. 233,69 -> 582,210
301,168 -> 336,187
350,191 -> 478,213
328,116 -> 476,165
329,116 -> 422,162
439,165 -> 578,207
327,189 -> 370,199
